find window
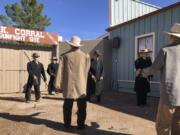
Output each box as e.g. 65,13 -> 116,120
135,32 -> 155,61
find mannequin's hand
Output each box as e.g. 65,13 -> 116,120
136,69 -> 141,76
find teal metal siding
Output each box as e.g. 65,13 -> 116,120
110,0 -> 159,26
109,5 -> 180,96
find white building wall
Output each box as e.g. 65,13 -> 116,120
109,0 -> 160,26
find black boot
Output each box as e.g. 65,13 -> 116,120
97,95 -> 101,103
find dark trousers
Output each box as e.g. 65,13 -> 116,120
48,76 -> 56,94
63,98 -> 87,127
86,76 -> 95,101
25,82 -> 40,101
96,95 -> 101,103
136,91 -> 147,106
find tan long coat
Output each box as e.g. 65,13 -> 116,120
55,49 -> 90,99
144,43 -> 180,106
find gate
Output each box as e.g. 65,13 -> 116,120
0,44 -> 51,93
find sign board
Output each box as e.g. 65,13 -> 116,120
0,26 -> 59,45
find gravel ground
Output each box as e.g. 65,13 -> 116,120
0,91 -> 159,135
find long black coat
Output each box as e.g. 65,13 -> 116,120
47,63 -> 58,91
91,59 -> 103,80
27,61 -> 47,85
47,63 -> 58,77
87,59 -> 96,96
134,57 -> 152,93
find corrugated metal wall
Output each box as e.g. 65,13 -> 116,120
109,4 -> 180,96
109,0 -> 159,26
0,44 -> 51,93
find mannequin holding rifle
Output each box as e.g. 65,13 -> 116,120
25,53 -> 47,103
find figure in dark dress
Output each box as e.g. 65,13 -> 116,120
47,57 -> 58,95
134,49 -> 152,106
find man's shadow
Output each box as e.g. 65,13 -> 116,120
0,96 -> 25,102
42,96 -> 64,101
0,112 -> 130,135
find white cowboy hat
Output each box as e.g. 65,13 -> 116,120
164,23 -> 180,38
65,35 -> 83,47
143,48 -> 152,53
139,48 -> 152,53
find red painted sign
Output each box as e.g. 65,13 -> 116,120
0,26 -> 59,45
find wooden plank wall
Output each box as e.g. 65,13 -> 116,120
0,45 -> 51,93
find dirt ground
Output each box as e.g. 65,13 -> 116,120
0,91 -> 159,135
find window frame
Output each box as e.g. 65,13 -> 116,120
135,32 -> 155,61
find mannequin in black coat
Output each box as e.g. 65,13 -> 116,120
47,58 -> 58,95
134,51 -> 152,106
26,53 -> 47,103
86,59 -> 96,101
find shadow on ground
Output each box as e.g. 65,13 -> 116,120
0,112 -> 129,135
0,91 -> 159,122
0,93 -> 64,102
91,91 -> 159,122
36,90 -> 159,124
42,96 -> 64,101
0,96 -> 25,102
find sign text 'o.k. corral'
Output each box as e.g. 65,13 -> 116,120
0,26 -> 59,45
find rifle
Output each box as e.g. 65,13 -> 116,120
23,51 -> 48,88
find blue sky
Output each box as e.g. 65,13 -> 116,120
0,0 -> 179,40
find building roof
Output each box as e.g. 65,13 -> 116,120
107,2 -> 180,32
97,33 -> 109,39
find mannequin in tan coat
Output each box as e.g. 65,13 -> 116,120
55,36 -> 90,130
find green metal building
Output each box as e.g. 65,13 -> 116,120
107,1 -> 180,96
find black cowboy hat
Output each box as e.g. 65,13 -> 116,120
32,53 -> 40,58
